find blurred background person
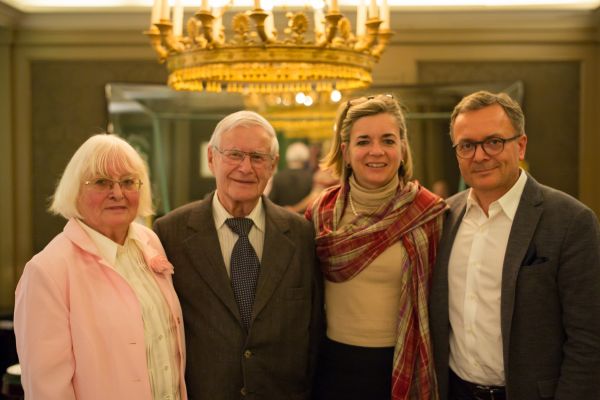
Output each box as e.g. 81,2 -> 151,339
306,94 -> 447,400
286,166 -> 338,214
14,134 -> 186,400
269,141 -> 314,210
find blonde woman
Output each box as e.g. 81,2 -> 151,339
307,95 -> 447,399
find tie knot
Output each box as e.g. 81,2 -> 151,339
225,217 -> 253,236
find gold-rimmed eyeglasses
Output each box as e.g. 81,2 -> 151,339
84,177 -> 143,193
453,134 -> 522,159
212,146 -> 274,167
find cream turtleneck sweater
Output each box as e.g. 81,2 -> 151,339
325,174 -> 410,347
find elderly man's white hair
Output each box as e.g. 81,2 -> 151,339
208,110 -> 279,155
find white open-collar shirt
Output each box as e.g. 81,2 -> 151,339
448,170 -> 527,386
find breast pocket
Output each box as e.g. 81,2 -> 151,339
521,257 -> 550,269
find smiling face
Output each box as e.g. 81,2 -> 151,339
208,124 -> 278,216
452,103 -> 527,206
77,170 -> 140,244
341,112 -> 403,190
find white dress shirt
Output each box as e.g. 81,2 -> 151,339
77,220 -> 181,400
212,192 -> 266,276
448,170 -> 527,386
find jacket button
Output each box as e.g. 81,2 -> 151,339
244,350 -> 253,359
240,387 -> 247,396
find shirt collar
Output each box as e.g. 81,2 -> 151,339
465,169 -> 528,221
212,191 -> 265,234
76,219 -> 140,266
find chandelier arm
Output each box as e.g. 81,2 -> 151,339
250,9 -> 275,44
195,11 -> 216,45
144,26 -> 168,62
156,20 -> 184,52
371,29 -> 393,59
318,12 -> 342,47
354,18 -> 381,52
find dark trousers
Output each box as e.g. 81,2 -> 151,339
313,337 -> 394,400
449,369 -> 506,400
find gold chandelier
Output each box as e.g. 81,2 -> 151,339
145,0 -> 393,94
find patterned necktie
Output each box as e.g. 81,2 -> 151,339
225,217 -> 261,329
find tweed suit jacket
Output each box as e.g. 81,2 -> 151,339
154,193 -> 324,400
429,173 -> 600,399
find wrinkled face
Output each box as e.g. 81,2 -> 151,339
77,170 -> 140,243
452,104 -> 527,202
341,113 -> 403,190
208,124 -> 278,215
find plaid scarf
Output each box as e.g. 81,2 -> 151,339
307,180 -> 447,399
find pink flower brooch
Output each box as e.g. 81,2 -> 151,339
149,255 -> 174,275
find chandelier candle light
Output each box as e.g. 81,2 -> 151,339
146,0 -> 393,94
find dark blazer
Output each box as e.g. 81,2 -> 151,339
430,174 -> 600,399
154,194 -> 323,400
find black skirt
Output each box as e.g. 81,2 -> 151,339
313,337 -> 394,400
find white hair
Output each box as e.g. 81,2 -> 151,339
285,142 -> 310,165
208,110 -> 279,155
49,133 -> 154,219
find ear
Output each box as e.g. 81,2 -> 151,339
518,134 -> 528,161
270,154 -> 280,171
399,139 -> 407,161
340,142 -> 349,165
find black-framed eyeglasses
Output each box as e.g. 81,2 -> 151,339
84,177 -> 143,193
213,146 -> 274,166
453,134 -> 522,159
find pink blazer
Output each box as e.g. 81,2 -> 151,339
14,219 -> 187,400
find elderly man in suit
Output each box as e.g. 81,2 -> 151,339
154,110 -> 323,400
429,91 -> 600,400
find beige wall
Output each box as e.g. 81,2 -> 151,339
0,27 -> 15,310
0,7 -> 599,309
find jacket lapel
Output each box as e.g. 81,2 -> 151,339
184,195 -> 241,321
436,192 -> 468,322
64,218 -> 120,272
252,198 -> 295,321
500,174 -> 544,370
133,224 -> 180,317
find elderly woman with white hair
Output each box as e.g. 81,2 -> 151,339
14,134 -> 187,400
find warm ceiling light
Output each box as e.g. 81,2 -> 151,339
146,0 -> 393,94
6,0 -> 600,9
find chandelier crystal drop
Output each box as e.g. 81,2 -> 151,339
146,0 -> 393,94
